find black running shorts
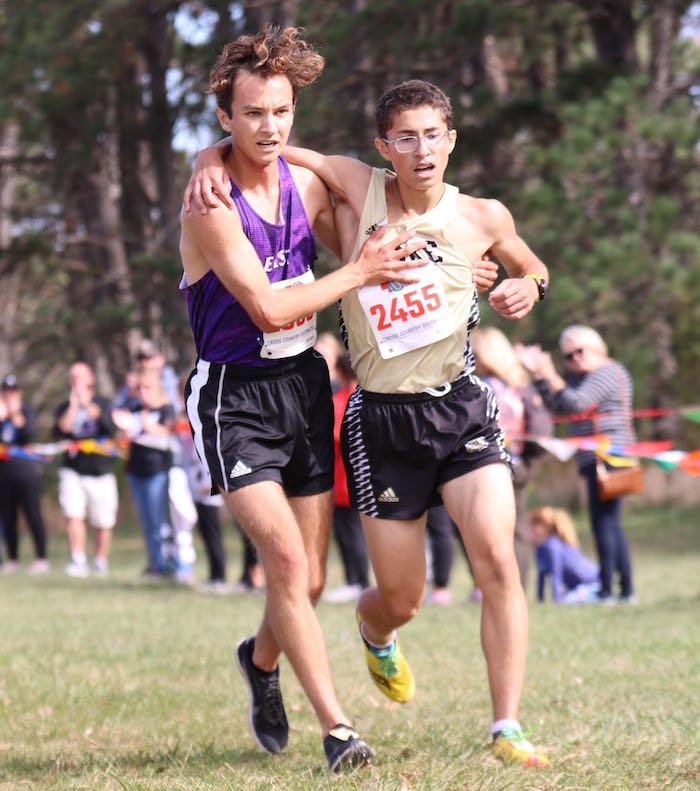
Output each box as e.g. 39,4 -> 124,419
341,374 -> 510,519
185,349 -> 334,497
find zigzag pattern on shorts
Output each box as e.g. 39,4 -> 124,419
343,387 -> 379,517
454,289 -> 481,385
469,372 -> 511,463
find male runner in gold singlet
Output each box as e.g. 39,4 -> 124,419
185,79 -> 549,769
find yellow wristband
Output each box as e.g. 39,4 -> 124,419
523,274 -> 547,302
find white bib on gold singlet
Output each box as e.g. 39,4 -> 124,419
342,169 -> 475,393
356,260 -> 453,359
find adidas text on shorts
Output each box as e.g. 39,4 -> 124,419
341,374 -> 510,519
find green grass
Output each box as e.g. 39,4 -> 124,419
1,506 -> 699,790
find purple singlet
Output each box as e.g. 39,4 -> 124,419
181,156 -> 316,366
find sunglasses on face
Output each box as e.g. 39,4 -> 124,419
564,348 -> 584,362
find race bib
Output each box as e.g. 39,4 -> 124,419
260,270 -> 317,360
357,262 -> 453,359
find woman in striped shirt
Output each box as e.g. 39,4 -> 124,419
518,325 -> 636,604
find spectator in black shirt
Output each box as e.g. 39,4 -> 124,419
0,375 -> 49,573
113,369 -> 175,576
55,362 -> 119,577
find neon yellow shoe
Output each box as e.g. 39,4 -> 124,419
356,612 -> 415,704
492,727 -> 549,768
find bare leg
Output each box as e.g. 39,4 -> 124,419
93,527 -> 112,563
222,482 -> 347,734
248,490 -> 332,669
66,517 -> 87,557
441,464 -> 528,722
356,514 -> 427,645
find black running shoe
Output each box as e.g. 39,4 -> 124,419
323,724 -> 375,773
235,637 -> 289,753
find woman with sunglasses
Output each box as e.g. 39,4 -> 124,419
516,325 -> 636,605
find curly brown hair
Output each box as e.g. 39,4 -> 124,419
209,25 -> 325,116
375,80 -> 454,137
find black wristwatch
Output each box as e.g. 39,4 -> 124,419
524,274 -> 547,302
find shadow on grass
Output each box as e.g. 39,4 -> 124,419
0,742 -> 273,781
16,575 -> 210,598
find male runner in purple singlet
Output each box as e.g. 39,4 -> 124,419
185,79 -> 550,769
179,26 -> 425,773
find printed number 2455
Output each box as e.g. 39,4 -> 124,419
369,284 -> 441,331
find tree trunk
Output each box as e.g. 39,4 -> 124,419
144,4 -> 179,255
0,122 -> 21,375
246,0 -> 300,30
649,0 -> 680,109
91,85 -> 140,378
577,0 -> 638,72
647,0 -> 683,439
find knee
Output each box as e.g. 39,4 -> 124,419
380,592 -> 422,627
473,543 -> 519,591
264,544 -> 309,592
308,565 -> 327,605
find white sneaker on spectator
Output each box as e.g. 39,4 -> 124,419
1,560 -> 20,574
28,559 -> 50,575
197,580 -> 235,595
64,560 -> 89,578
617,593 -> 639,605
323,583 -> 363,604
92,558 -> 109,577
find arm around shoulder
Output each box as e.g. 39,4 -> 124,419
182,207 -> 427,331
283,146 -> 372,210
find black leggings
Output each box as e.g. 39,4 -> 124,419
333,506 -> 370,587
237,524 -> 261,586
195,502 -> 227,582
425,505 -> 458,587
0,468 -> 47,561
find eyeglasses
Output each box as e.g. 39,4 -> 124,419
380,129 -> 450,154
564,348 -> 584,362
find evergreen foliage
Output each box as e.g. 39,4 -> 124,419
0,1 -> 698,442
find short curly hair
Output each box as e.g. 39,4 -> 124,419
209,25 -> 325,115
375,80 -> 454,137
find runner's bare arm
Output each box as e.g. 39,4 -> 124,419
282,146 -> 372,215
481,200 -> 548,320
182,138 -> 373,219
180,209 -> 426,331
289,165 -> 342,261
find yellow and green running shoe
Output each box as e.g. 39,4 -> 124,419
356,611 -> 415,704
492,727 -> 549,768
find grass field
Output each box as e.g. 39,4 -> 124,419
1,504 -> 699,790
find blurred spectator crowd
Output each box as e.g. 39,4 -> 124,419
0,325 -> 639,607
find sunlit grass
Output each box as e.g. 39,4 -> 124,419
0,506 -> 698,790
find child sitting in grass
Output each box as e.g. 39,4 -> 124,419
530,506 -> 600,604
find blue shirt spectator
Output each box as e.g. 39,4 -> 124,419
529,506 -> 600,603
536,536 -> 599,602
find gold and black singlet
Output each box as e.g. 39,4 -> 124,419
341,168 -> 478,394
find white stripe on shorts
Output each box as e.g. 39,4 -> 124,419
213,364 -> 227,491
186,360 -> 213,484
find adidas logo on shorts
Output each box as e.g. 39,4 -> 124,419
378,487 -> 399,503
230,460 -> 253,479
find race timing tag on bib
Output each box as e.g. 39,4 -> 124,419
260,270 -> 317,360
